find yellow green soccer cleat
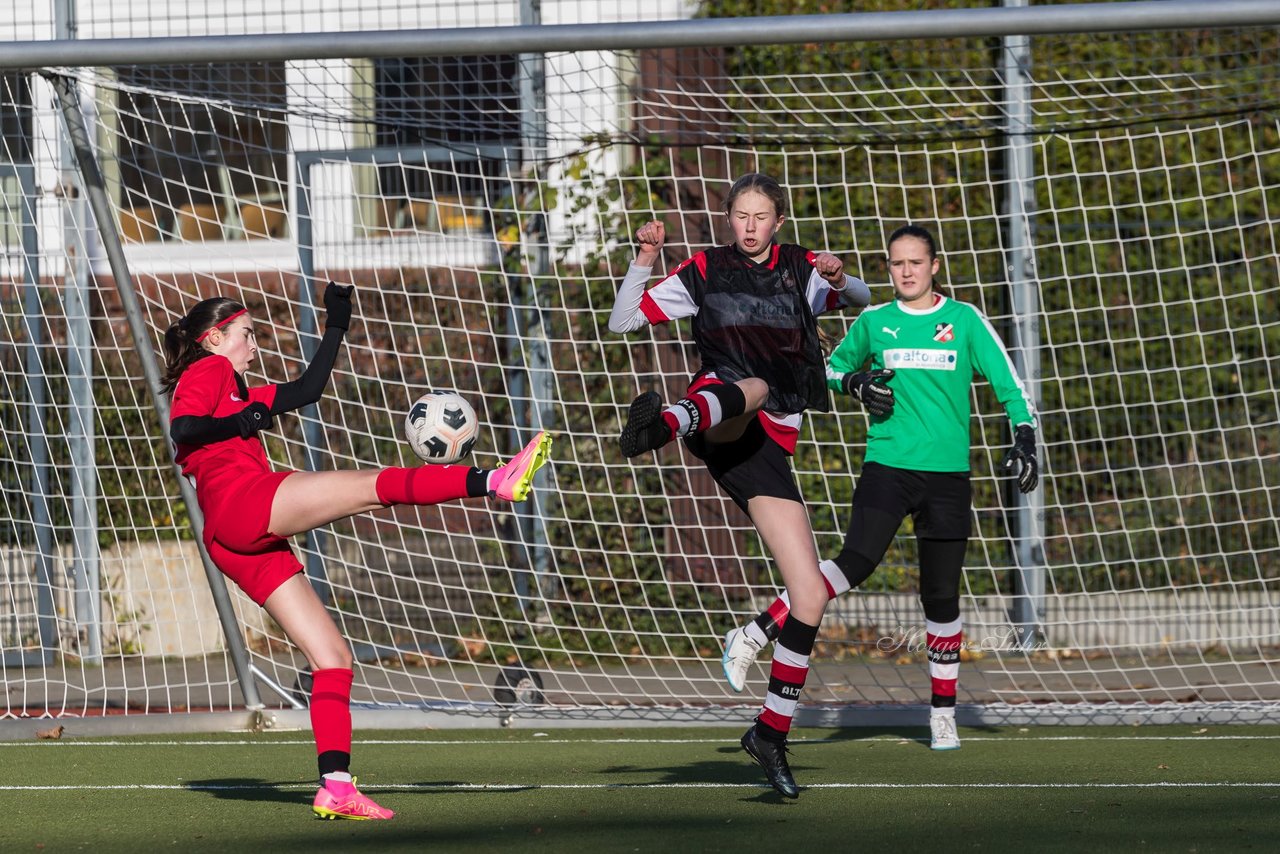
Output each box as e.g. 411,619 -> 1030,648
489,430 -> 553,502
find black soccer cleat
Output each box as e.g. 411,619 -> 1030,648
618,391 -> 670,457
740,725 -> 799,799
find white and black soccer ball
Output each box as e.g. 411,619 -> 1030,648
405,391 -> 479,465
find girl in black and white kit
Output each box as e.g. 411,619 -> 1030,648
608,173 -> 871,798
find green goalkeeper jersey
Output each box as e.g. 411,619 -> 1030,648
827,294 -> 1037,472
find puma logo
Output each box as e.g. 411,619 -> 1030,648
230,394 -> 243,402
883,327 -> 900,339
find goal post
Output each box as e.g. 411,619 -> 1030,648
1,1 -> 1279,730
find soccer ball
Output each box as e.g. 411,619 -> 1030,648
405,391 -> 479,464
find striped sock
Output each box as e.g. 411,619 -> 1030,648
926,617 -> 963,708
756,617 -> 819,737
751,560 -> 849,644
661,382 -> 748,439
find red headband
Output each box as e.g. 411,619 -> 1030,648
195,309 -> 248,343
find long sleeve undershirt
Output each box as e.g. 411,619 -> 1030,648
270,325 -> 346,414
607,262 -> 871,333
169,326 -> 346,446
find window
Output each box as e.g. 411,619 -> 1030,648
1,72 -> 31,165
114,63 -> 288,242
373,57 -> 521,233
0,72 -> 32,252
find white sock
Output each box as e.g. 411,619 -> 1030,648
744,622 -> 769,646
931,707 -> 955,718
323,771 -> 353,784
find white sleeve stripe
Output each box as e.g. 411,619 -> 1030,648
642,272 -> 698,321
972,307 -> 1038,428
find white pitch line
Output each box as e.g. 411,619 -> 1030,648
0,781 -> 1277,792
4,734 -> 1280,748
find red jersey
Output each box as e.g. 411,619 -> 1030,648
170,355 -> 278,518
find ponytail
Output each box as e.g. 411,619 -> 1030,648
160,297 -> 246,393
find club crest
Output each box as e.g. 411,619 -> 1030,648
934,323 -> 954,343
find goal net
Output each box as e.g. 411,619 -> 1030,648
2,14 -> 1278,725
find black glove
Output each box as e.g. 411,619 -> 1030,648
842,368 -> 895,416
323,281 -> 354,331
234,402 -> 274,439
1002,424 -> 1039,493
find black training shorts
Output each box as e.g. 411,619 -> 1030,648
851,461 -> 972,542
684,417 -> 803,512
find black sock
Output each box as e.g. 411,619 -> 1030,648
318,749 -> 350,779
754,718 -> 787,743
466,466 -> 490,497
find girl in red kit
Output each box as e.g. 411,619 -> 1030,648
162,282 -> 551,820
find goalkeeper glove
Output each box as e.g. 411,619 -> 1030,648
323,281 -> 354,331
1002,424 -> 1039,493
842,368 -> 895,416
234,402 -> 274,439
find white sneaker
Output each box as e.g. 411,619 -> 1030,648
930,712 -> 961,751
721,626 -> 763,693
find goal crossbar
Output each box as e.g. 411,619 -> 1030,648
2,1 -> 1280,70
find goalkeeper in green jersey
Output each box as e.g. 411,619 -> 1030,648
721,224 -> 1039,751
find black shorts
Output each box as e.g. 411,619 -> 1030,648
684,417 -> 803,512
833,463 -> 971,604
852,461 -> 972,543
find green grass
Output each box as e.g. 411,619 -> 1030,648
1,725 -> 1275,852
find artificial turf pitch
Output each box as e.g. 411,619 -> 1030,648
1,725 -> 1274,852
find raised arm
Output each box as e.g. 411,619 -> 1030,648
271,282 -> 352,414
608,220 -> 664,334
806,252 -> 871,313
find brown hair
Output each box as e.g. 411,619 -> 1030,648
887,224 -> 944,295
724,172 -> 788,218
888,223 -> 937,257
160,297 -> 246,393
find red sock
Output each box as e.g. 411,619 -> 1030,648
659,411 -> 680,441
310,668 -> 353,757
926,618 -> 963,707
757,617 -> 818,735
375,466 -> 471,506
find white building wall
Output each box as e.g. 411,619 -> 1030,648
4,0 -> 697,275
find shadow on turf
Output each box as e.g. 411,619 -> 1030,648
184,777 -> 310,805
587,725 -> 998,803
818,724 -> 1001,747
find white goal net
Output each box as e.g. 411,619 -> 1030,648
1,14 -> 1278,725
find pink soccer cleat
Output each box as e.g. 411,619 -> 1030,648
488,430 -> 553,502
312,777 -> 395,821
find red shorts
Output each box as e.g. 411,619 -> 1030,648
202,470 -> 302,606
